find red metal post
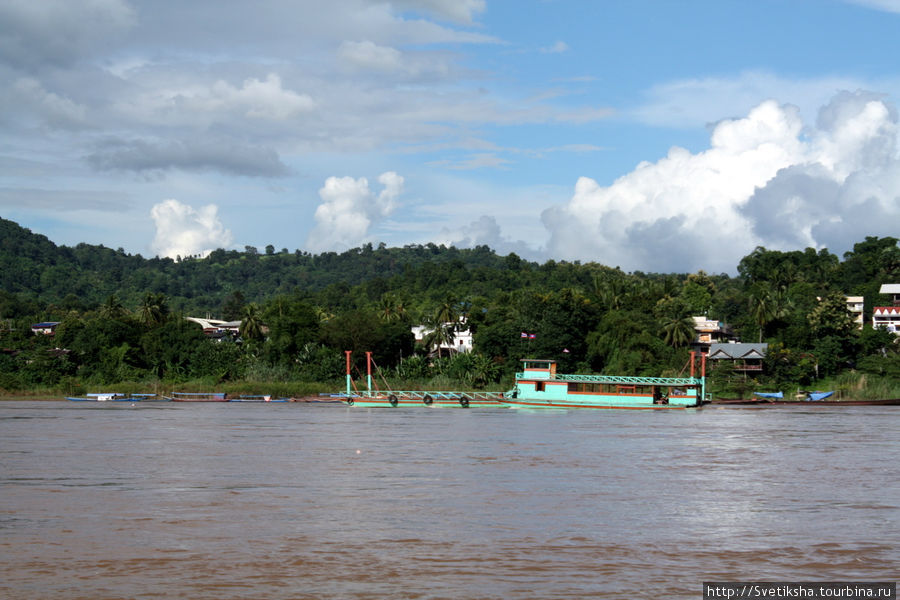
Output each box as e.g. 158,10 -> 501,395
366,351 -> 373,394
344,351 -> 352,397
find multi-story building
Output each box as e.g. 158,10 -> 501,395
691,316 -> 733,352
845,296 -> 865,330
873,284 -> 900,334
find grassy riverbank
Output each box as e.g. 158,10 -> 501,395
3,371 -> 897,402
0,379 -> 341,400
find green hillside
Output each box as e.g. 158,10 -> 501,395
0,217 -> 898,397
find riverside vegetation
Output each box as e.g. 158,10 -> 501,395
1,218 -> 898,400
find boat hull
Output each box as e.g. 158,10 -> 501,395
342,392 -> 506,408
67,393 -> 135,402
496,398 -> 694,410
167,398 -> 229,402
712,398 -> 900,406
166,392 -> 228,402
66,397 -> 136,402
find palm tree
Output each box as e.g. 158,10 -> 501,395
749,283 -> 776,343
379,293 -> 408,323
660,314 -> 696,348
435,296 -> 459,330
422,311 -> 455,358
138,292 -> 169,326
468,353 -> 499,388
239,303 -> 264,342
99,295 -> 127,320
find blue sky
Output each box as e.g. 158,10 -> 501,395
2,0 -> 900,273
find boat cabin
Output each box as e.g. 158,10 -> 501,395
512,358 -> 704,408
519,359 -> 557,380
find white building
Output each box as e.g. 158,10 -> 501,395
845,296 -> 864,330
874,284 -> 900,334
411,321 -> 473,354
692,316 -> 733,348
185,317 -> 242,339
879,284 -> 900,304
873,307 -> 900,334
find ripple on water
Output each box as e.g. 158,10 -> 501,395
1,402 -> 898,599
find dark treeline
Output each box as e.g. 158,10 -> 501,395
1,217 -> 898,396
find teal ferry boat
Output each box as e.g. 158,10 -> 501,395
497,357 -> 706,410
338,351 -> 506,408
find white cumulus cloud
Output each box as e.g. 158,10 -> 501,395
150,199 -> 233,259
338,40 -> 404,72
305,171 -> 404,252
119,73 -> 314,126
543,90 -> 900,273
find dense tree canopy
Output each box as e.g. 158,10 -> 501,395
0,218 -> 898,395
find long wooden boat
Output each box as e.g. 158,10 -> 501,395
66,392 -> 132,402
495,358 -> 706,410
717,389 -> 842,405
228,395 -> 289,402
712,397 -> 900,406
164,392 -> 228,402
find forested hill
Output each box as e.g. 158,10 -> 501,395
0,217 -> 554,313
2,216 -> 899,391
2,217 -> 899,323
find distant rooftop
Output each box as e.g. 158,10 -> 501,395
880,284 -> 900,294
708,342 -> 767,360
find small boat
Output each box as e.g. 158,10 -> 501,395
712,394 -> 899,406
67,392 -> 132,402
753,391 -> 784,399
496,358 -> 705,410
164,392 -> 228,402
229,395 -> 289,402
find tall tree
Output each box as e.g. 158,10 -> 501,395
99,295 -> 127,320
422,311 -> 455,358
239,303 -> 264,342
138,292 -> 169,327
660,314 -> 696,348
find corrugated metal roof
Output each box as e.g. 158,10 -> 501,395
708,342 -> 767,359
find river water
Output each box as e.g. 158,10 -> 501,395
1,401 -> 897,599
